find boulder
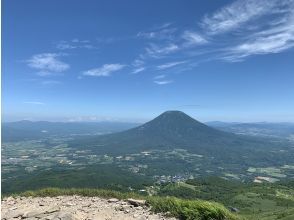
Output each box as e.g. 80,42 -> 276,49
127,198 -> 146,207
108,198 -> 119,203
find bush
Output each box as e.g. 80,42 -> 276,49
147,196 -> 241,220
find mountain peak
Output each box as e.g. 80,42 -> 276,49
90,110 -> 237,155
161,110 -> 185,114
153,110 -> 199,123
157,110 -> 192,119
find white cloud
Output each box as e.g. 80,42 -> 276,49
153,73 -> 173,85
137,28 -> 177,40
41,80 -> 62,85
132,67 -> 145,74
26,53 -> 69,75
137,22 -> 176,40
201,0 -> 279,34
146,43 -> 179,58
182,31 -> 208,45
154,80 -> 173,85
132,59 -> 145,67
83,64 -> 125,77
56,39 -> 96,50
56,42 -> 77,50
23,101 -> 45,105
221,1 -> 294,61
229,32 -> 294,60
157,61 -> 187,70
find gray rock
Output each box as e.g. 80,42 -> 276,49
23,210 -> 46,218
108,198 -> 119,203
2,210 -> 24,219
46,206 -> 60,213
9,206 -> 18,210
127,198 -> 146,207
55,212 -> 77,220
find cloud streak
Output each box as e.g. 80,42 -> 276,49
83,64 -> 125,77
201,0 -> 279,35
154,80 -> 173,85
153,74 -> 173,85
145,43 -> 180,58
56,39 -> 96,50
137,0 -> 294,68
23,101 -> 45,105
157,61 -> 187,70
182,31 -> 208,45
132,67 -> 145,74
224,7 -> 294,60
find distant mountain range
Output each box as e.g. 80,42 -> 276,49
207,121 -> 294,139
3,112 -> 294,144
1,120 -> 139,142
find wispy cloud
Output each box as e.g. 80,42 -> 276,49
145,43 -> 179,58
182,31 -> 208,46
132,67 -> 145,74
56,39 -> 96,50
132,59 -> 145,67
224,13 -> 294,60
200,0 -> 294,61
153,74 -> 173,85
71,38 -> 90,43
56,42 -> 77,50
23,101 -> 45,105
200,0 -> 279,35
83,63 -> 125,77
41,80 -> 62,85
137,23 -> 177,40
154,80 -> 173,85
157,61 -> 187,70
137,0 -> 294,66
26,53 -> 70,76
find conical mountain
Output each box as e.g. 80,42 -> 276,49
73,110 -> 260,156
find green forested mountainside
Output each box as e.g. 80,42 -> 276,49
2,164 -> 152,194
157,177 -> 294,220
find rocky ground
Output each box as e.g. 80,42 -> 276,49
1,196 -> 176,220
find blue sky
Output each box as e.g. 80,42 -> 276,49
2,0 -> 294,122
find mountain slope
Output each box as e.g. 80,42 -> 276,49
72,111 -> 270,157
